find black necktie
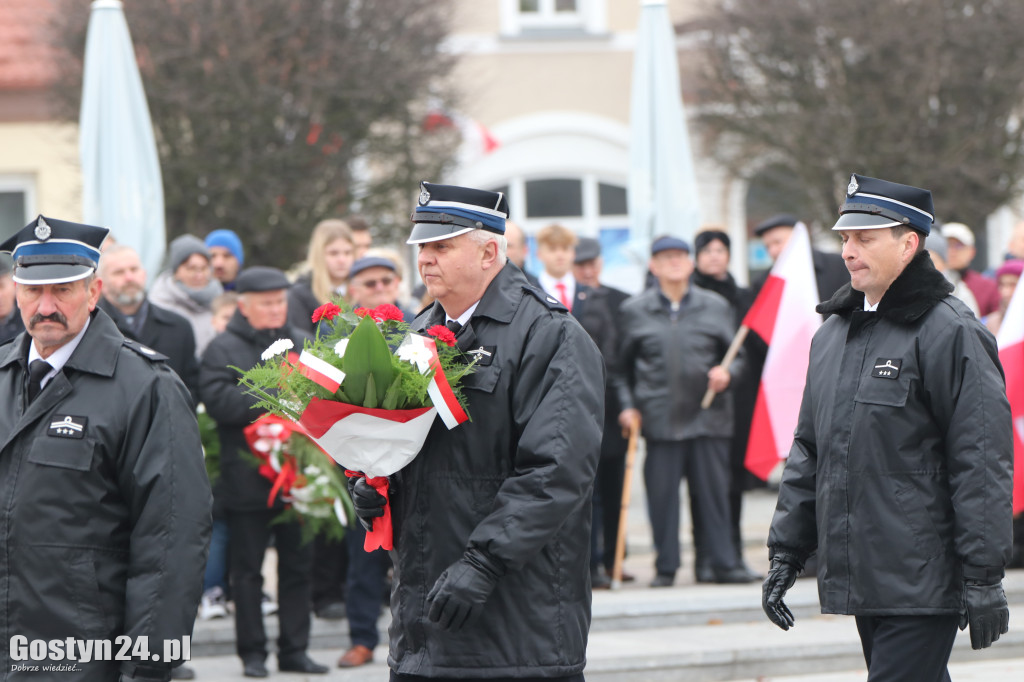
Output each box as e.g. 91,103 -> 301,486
445,320 -> 462,336
27,360 -> 53,403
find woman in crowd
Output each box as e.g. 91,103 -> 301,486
149,234 -> 222,356
288,219 -> 355,334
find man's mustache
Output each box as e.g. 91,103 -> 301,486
30,312 -> 67,328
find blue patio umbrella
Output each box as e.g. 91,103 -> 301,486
80,0 -> 165,276
628,0 -> 701,253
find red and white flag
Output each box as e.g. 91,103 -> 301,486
743,222 -> 823,480
995,276 -> 1024,515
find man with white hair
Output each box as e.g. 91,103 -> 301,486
349,181 -> 604,681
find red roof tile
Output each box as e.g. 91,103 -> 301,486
0,0 -> 60,89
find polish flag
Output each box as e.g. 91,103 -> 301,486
995,276 -> 1024,514
298,350 -> 346,394
743,222 -> 823,480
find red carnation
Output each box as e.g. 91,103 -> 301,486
312,302 -> 342,323
372,304 -> 404,322
426,325 -> 457,347
354,307 -> 371,318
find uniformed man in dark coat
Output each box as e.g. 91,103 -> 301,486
0,216 -> 211,682
763,175 -> 1013,680
350,182 -> 604,681
97,243 -> 200,404
199,266 -> 325,678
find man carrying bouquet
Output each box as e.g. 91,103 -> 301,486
199,267 -> 328,678
350,181 -> 605,681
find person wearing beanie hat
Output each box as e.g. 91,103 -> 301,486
205,229 -> 245,290
764,175 -> 1012,678
983,258 -> 1024,335
690,227 -> 761,583
149,234 -> 223,355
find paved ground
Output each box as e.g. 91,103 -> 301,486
185,443 -> 1024,680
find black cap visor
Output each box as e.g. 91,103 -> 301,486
13,262 -> 95,285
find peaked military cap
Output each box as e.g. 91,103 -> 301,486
407,181 -> 509,245
235,266 -> 290,293
0,215 -> 108,285
834,173 -> 934,235
753,213 -> 800,237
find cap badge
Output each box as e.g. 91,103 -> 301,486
847,175 -> 859,197
418,188 -> 431,206
34,217 -> 51,241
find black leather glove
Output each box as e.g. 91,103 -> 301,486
346,476 -> 386,532
426,548 -> 505,632
762,552 -> 802,631
960,578 -> 1010,650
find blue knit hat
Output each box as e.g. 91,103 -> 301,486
205,229 -> 244,266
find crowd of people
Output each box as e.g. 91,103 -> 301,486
0,173 -> 1020,681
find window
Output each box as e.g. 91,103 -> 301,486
0,175 -> 35,243
525,178 -> 582,218
501,0 -> 605,37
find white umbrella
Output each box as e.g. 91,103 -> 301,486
628,0 -> 701,253
80,0 -> 165,276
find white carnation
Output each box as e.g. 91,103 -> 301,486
261,338 -> 294,361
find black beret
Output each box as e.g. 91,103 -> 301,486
694,230 -> 730,254
753,214 -> 799,237
574,237 -> 601,263
236,266 -> 290,293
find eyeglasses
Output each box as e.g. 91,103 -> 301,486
353,276 -> 395,289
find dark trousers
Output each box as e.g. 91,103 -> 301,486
228,510 -> 314,661
591,452 -> 627,571
346,523 -> 389,649
312,532 -> 348,609
645,437 -> 738,576
855,614 -> 958,682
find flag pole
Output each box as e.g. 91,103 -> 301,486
610,418 -> 640,590
701,325 -> 749,409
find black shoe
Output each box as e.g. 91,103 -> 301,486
695,563 -> 715,583
591,566 -> 611,590
242,659 -> 268,678
649,573 -> 675,588
170,665 -> 196,680
315,601 -> 346,620
713,566 -> 760,584
279,653 -> 329,674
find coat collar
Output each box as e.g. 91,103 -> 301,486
817,251 -> 953,324
0,308 -> 122,377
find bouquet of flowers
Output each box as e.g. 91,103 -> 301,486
238,302 -> 474,550
242,414 -> 354,543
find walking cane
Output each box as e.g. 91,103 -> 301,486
611,418 -> 640,590
700,325 -> 749,409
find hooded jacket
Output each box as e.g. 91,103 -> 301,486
0,309 -> 211,681
769,252 -> 1013,616
388,263 -> 604,678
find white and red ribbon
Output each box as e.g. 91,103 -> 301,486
298,349 -> 346,393
405,334 -> 469,430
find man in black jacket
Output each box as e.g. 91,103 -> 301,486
98,244 -> 200,404
617,236 -> 753,587
753,213 -> 849,302
199,267 -> 325,679
351,182 -> 604,680
0,216 -> 211,682
763,175 -> 1012,680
